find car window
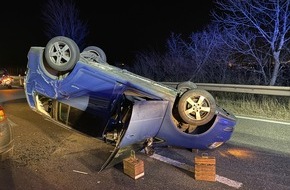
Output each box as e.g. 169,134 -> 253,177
67,106 -> 83,126
57,102 -> 108,137
58,103 -> 69,124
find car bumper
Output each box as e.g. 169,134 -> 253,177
0,119 -> 14,161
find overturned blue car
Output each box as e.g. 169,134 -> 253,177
24,36 -> 237,170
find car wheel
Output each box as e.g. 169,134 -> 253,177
44,36 -> 80,72
177,81 -> 197,94
177,89 -> 216,125
83,46 -> 107,63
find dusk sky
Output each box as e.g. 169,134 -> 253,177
1,0 -> 213,70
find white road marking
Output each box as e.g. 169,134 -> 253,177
216,175 -> 243,189
8,118 -> 18,127
73,170 -> 88,175
150,153 -> 243,189
150,153 -> 194,172
236,115 -> 290,125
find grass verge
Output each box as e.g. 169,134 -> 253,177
211,92 -> 290,122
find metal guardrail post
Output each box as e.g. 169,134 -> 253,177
19,74 -> 23,86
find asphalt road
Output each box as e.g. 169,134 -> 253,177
1,88 -> 290,190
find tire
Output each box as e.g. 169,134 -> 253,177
44,36 -> 80,72
83,46 -> 107,63
177,89 -> 216,125
177,81 -> 197,94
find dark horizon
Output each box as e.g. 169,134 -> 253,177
0,0 -> 213,71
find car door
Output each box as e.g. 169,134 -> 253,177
100,100 -> 169,171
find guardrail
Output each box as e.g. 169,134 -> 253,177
12,75 -> 290,97
11,75 -> 25,86
162,82 -> 290,96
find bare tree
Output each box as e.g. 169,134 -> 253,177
130,49 -> 166,81
163,26 -> 237,83
184,25 -> 232,83
212,0 -> 290,85
130,29 -> 234,83
41,0 -> 88,49
131,1 -> 290,85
